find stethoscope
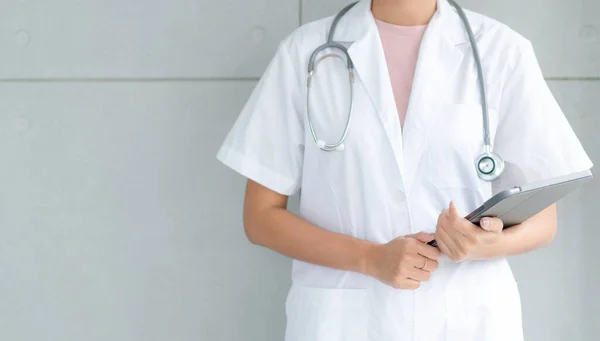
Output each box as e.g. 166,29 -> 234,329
306,0 -> 505,182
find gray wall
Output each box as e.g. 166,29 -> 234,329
0,0 -> 597,340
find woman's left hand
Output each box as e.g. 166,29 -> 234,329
434,202 -> 504,262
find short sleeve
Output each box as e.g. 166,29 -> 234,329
216,42 -> 305,196
492,40 -> 593,188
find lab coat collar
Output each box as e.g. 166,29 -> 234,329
335,0 -> 483,47
336,0 -> 482,193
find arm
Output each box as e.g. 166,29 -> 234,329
243,179 -> 373,274
244,179 -> 441,289
435,40 -> 591,262
482,203 -> 557,258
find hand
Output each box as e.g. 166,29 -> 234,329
434,202 -> 504,262
364,232 -> 442,289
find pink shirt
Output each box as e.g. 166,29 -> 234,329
375,19 -> 427,128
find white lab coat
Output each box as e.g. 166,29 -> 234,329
217,0 -> 593,340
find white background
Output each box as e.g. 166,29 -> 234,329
0,0 -> 598,340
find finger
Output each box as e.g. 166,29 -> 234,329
439,212 -> 470,244
424,257 -> 439,272
440,208 -> 449,219
480,217 -> 503,233
447,221 -> 472,250
411,254 -> 428,270
448,201 -> 461,219
445,203 -> 476,239
446,212 -> 479,242
407,267 -> 431,282
416,241 -> 442,260
436,225 -> 458,259
403,278 -> 421,290
435,237 -> 452,261
410,232 -> 436,243
413,255 -> 439,272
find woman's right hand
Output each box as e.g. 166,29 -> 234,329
363,232 -> 441,289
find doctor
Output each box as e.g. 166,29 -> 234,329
217,0 -> 593,340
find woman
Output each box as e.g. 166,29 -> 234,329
217,0 -> 593,340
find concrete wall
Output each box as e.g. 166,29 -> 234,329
0,0 -> 597,340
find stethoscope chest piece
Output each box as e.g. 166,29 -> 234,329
475,150 -> 505,181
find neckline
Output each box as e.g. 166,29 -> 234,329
375,18 -> 428,36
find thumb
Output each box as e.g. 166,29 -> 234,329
408,232 -> 436,243
448,201 -> 461,219
480,217 -> 503,233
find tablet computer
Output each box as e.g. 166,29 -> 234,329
427,169 -> 593,248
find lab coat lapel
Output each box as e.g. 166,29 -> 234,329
335,0 -> 480,193
345,2 -> 405,189
402,0 -> 467,194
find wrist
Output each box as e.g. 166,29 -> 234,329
473,230 -> 508,260
356,240 -> 379,276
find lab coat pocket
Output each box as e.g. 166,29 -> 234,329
425,103 -> 487,191
285,286 -> 368,341
424,103 -> 492,213
446,260 -> 523,341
